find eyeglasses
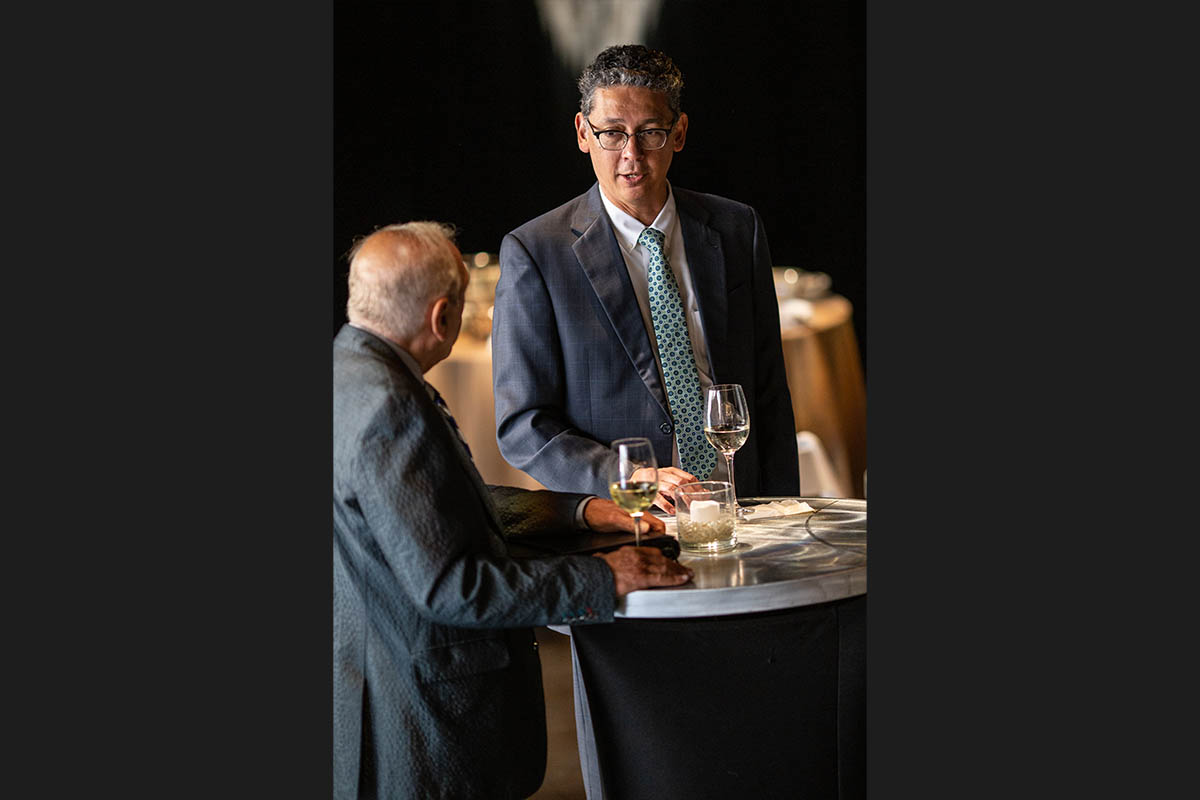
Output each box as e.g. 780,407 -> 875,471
585,118 -> 675,151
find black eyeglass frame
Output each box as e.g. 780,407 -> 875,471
584,117 -> 677,151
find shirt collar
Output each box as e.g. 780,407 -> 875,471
598,182 -> 677,257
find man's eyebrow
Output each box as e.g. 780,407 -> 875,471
596,116 -> 670,127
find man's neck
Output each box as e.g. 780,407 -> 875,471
598,186 -> 672,231
348,321 -> 427,375
599,189 -> 668,228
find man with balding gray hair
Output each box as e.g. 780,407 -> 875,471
333,220 -> 692,800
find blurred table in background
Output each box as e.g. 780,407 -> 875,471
428,258 -> 866,498
777,288 -> 867,499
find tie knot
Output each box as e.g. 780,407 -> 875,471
638,227 -> 665,250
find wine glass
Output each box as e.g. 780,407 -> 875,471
704,384 -> 751,517
608,437 -> 658,546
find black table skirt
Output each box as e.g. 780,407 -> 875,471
570,595 -> 865,800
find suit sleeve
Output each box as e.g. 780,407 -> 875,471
491,232 -> 617,496
748,208 -> 801,495
353,390 -> 616,628
487,485 -> 591,538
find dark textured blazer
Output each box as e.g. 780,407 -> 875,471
333,325 -> 617,800
492,183 -> 800,498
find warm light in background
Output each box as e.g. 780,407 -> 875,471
784,268 -> 799,284
473,252 -> 490,268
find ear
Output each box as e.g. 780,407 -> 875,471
672,112 -> 688,152
575,112 -> 591,153
429,296 -> 452,342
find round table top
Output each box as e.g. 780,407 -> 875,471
616,497 -> 867,619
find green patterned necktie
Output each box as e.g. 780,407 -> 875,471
638,226 -> 717,479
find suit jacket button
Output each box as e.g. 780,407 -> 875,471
660,422 -> 673,434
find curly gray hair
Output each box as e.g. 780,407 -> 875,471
577,44 -> 684,120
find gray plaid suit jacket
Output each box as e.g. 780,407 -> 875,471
333,325 -> 616,800
492,183 -> 800,498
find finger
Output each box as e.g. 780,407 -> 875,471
635,514 -> 662,533
640,560 -> 685,584
655,560 -> 693,582
637,547 -> 688,571
661,467 -> 696,480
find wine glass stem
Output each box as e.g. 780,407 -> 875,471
725,453 -> 738,507
632,513 -> 642,546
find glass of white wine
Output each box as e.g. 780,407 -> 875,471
608,437 -> 658,546
704,384 -> 751,517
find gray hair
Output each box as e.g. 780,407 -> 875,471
577,44 -> 684,119
345,220 -> 463,341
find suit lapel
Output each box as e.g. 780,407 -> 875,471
571,185 -> 670,414
676,190 -> 729,382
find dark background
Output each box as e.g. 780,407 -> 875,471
334,0 -> 866,367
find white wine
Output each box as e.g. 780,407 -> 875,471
609,481 -> 657,514
704,425 -> 749,455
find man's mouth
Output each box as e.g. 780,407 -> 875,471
619,173 -> 646,184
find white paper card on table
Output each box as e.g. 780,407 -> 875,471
746,500 -> 815,519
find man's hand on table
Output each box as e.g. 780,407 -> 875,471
583,497 -> 690,596
595,546 -> 693,596
582,497 -> 667,535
